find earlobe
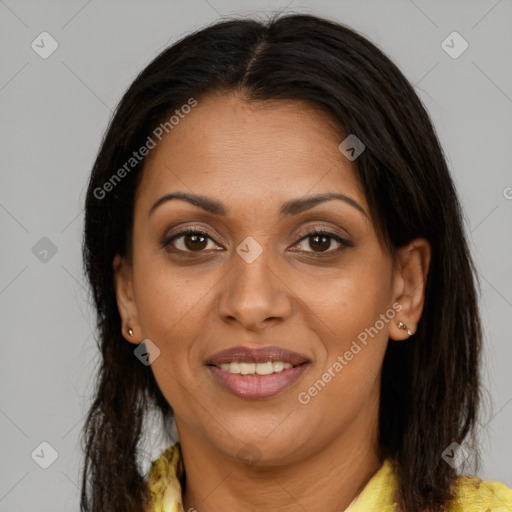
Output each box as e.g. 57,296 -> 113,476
112,253 -> 142,344
390,238 -> 431,341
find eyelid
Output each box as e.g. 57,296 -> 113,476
294,222 -> 352,241
162,223 -> 224,242
163,220 -> 351,240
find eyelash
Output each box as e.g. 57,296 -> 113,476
161,226 -> 354,258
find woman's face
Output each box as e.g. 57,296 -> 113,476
114,92 -> 429,465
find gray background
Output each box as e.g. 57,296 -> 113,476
1,0 -> 511,510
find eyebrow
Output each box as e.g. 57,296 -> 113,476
148,191 -> 367,218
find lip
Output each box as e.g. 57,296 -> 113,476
205,345 -> 310,366
207,363 -> 310,399
205,345 -> 311,400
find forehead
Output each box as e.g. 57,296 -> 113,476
136,93 -> 366,214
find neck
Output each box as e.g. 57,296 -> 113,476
178,403 -> 383,512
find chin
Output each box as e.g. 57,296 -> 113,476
217,428 -> 310,466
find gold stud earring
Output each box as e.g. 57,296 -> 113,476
397,321 -> 412,336
128,328 -> 134,337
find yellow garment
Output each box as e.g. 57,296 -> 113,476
146,442 -> 512,512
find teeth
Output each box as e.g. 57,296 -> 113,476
273,361 -> 284,373
228,362 -> 241,374
256,361 -> 274,375
240,362 -> 255,375
219,361 -> 294,375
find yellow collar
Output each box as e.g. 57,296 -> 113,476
146,442 -> 512,512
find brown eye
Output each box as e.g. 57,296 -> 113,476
294,229 -> 353,255
308,233 -> 335,252
182,232 -> 208,251
162,229 -> 221,253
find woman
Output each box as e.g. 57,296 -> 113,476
80,13 -> 512,512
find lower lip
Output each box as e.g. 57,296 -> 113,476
207,364 -> 310,399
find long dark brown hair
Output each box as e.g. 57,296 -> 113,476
81,12 -> 483,512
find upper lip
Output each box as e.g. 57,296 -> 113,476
206,345 -> 310,367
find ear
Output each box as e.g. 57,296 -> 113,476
389,238 -> 431,341
112,253 -> 143,344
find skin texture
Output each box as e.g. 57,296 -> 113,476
113,92 -> 431,512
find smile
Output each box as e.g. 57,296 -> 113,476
205,345 -> 311,399
218,361 -> 294,375
207,362 -> 310,399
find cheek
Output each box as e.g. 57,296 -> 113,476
132,240 -> 215,336
295,274 -> 392,427
131,249 -> 228,408
131,258 -> 217,412
303,256 -> 394,343
299,256 -> 394,398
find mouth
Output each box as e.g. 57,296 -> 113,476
205,345 -> 311,399
212,360 -> 300,375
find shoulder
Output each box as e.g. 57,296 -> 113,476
445,474 -> 512,511
146,443 -> 184,512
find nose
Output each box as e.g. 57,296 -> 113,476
217,245 -> 293,332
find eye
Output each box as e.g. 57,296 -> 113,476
162,228 -> 222,254
161,227 -> 353,257
292,229 -> 353,256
